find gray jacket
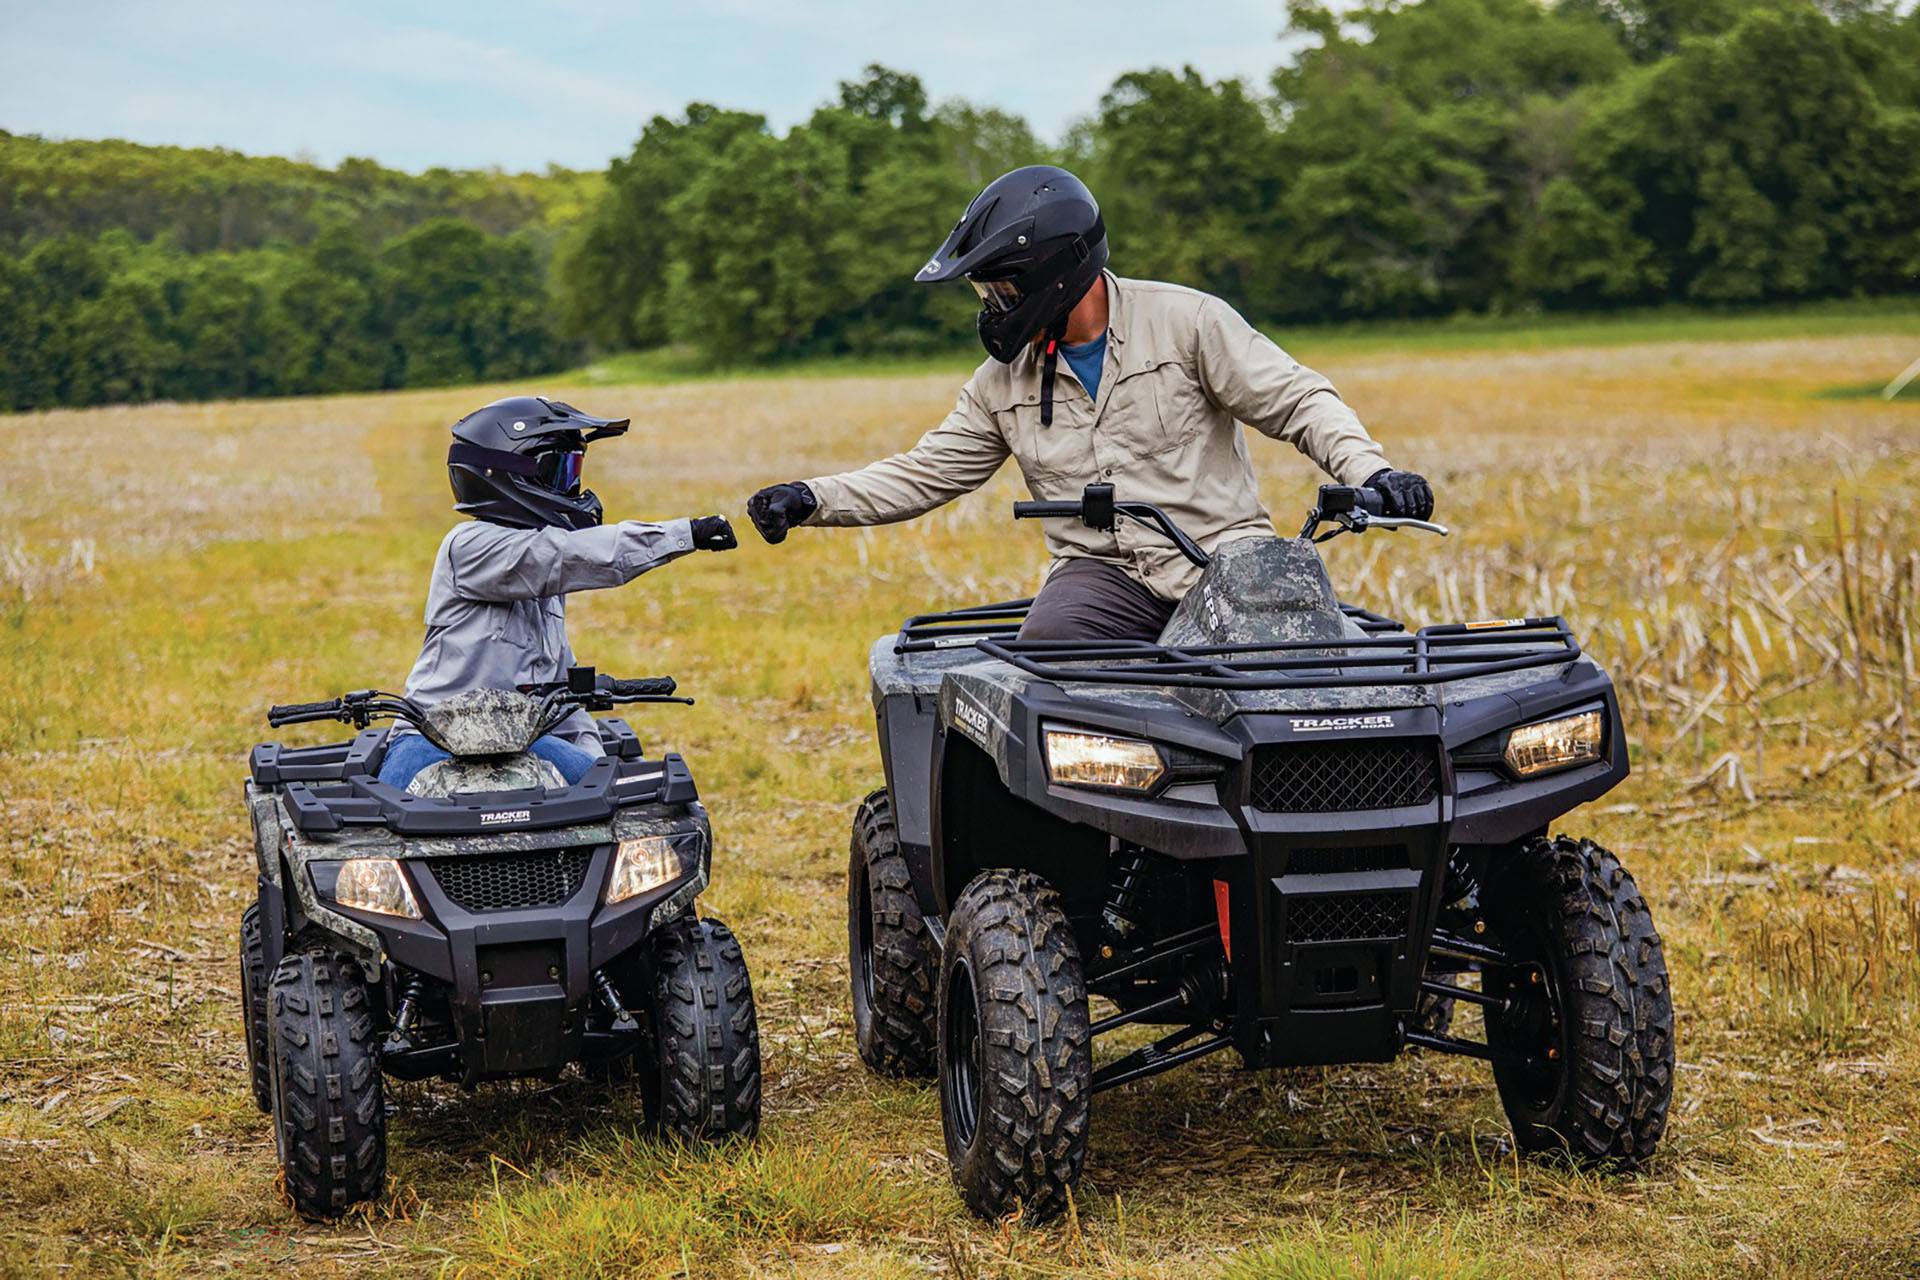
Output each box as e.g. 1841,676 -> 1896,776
398,518 -> 694,752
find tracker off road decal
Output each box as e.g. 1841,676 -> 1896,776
479,808 -> 532,826
1289,713 -> 1396,733
952,694 -> 994,746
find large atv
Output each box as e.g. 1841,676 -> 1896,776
240,667 -> 760,1219
847,483 -> 1673,1221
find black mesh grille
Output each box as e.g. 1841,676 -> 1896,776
428,849 -> 594,913
1288,892 -> 1409,943
1284,845 -> 1405,875
1250,741 -> 1438,813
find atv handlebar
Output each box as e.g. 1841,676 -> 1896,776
1014,484 -> 1213,569
1299,485 -> 1449,542
602,676 -> 678,699
265,669 -> 690,729
267,698 -> 346,727
1010,500 -> 1086,519
1015,482 -> 1446,560
1319,485 -> 1386,518
266,689 -> 422,730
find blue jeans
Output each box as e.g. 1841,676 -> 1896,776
376,733 -> 597,790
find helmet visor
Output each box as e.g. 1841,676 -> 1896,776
969,276 -> 1024,314
537,449 -> 585,496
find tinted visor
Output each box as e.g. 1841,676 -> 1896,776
537,449 -> 584,495
969,276 -> 1024,314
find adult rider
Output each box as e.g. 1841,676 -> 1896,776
745,165 -> 1433,642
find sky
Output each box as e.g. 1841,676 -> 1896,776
0,0 -> 1316,173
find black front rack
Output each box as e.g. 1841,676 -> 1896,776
895,598 -> 1035,652
974,618 -> 1580,690
895,598 -> 1406,653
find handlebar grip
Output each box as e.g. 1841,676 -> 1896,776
1354,486 -> 1386,517
267,698 -> 343,727
605,677 -> 678,698
1013,501 -> 1082,519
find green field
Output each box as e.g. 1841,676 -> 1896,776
559,297 -> 1920,388
2,315 -> 1917,1276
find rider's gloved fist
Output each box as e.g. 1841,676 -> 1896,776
690,515 -> 737,552
746,482 -> 817,545
1365,468 -> 1434,521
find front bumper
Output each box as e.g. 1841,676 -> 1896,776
295,808 -> 709,1080
965,678 -> 1628,1067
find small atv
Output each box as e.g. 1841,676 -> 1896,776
239,667 -> 759,1219
847,483 -> 1673,1220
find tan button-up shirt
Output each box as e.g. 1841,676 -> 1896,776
805,272 -> 1391,601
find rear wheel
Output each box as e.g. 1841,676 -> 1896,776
645,917 -> 761,1141
1482,835 -> 1674,1166
239,903 -> 272,1113
938,870 -> 1091,1222
848,788 -> 937,1077
267,950 -> 386,1219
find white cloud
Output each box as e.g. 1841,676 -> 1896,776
0,0 -> 1314,171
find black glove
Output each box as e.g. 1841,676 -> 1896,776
746,481 -> 817,545
690,515 -> 737,551
1365,468 -> 1434,521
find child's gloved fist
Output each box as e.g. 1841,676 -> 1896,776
690,515 -> 738,552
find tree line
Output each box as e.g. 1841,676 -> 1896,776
3,0 -> 1916,413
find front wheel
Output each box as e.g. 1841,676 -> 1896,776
267,950 -> 386,1219
1482,835 -> 1674,1166
644,917 -> 761,1141
938,869 -> 1091,1222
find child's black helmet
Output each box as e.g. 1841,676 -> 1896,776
447,396 -> 628,530
913,165 -> 1108,363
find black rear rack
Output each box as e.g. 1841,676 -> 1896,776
974,618 -> 1579,690
895,599 -> 1405,653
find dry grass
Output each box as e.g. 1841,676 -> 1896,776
1,319 -> 1917,1277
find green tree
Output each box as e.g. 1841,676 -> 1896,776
552,106 -> 765,351
379,220 -> 562,386
267,224 -> 387,395
1083,69 -> 1287,316
665,128 -> 856,357
1570,1 -> 1920,302
1271,0 -> 1628,317
930,102 -> 1044,188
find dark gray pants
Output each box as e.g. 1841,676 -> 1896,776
1017,558 -> 1175,643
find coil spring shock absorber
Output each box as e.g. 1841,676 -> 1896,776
593,968 -> 638,1033
385,968 -> 427,1052
1102,849 -> 1152,945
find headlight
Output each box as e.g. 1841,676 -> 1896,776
1044,728 -> 1166,793
1503,710 -> 1604,777
607,835 -> 685,905
331,858 -> 422,919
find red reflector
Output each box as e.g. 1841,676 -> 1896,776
1213,879 -> 1232,961
1046,338 -> 1058,356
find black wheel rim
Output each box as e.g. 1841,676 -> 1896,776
943,960 -> 982,1148
1489,926 -> 1568,1114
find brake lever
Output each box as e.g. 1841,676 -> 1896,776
1368,516 -> 1451,536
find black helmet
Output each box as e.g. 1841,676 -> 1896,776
446,396 -> 629,530
914,165 -> 1108,363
